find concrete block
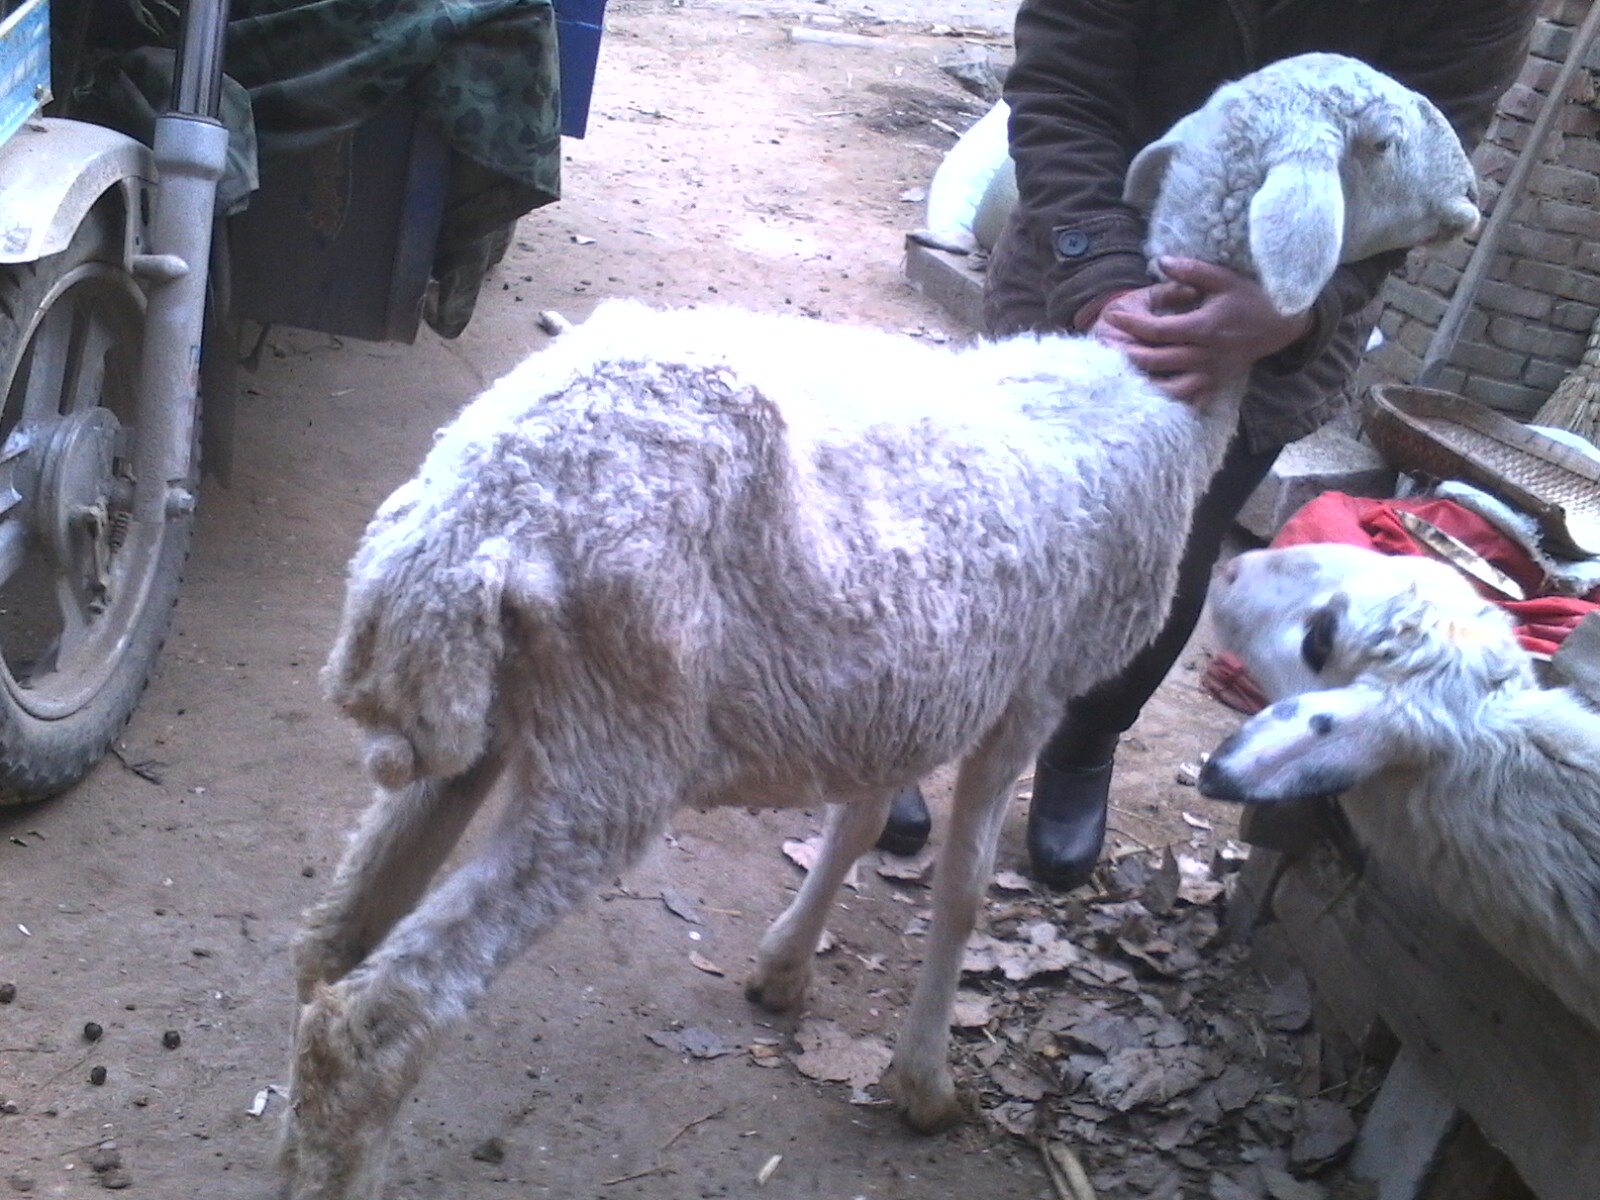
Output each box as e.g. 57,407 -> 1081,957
903,237 -> 986,331
1236,423 -> 1398,541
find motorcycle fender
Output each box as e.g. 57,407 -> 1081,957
0,118 -> 154,264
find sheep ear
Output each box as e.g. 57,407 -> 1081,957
1197,686 -> 1404,804
1248,158 -> 1344,315
1123,117 -> 1198,212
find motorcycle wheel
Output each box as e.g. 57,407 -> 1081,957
0,205 -> 194,802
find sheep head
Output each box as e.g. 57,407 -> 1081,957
1195,544 -> 1531,804
1125,53 -> 1479,316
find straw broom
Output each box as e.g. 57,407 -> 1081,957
1534,307 -> 1600,447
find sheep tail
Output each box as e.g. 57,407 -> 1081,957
322,530 -> 521,789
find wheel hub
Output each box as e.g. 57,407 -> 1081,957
34,408 -> 122,609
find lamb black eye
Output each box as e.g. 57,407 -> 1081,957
1302,605 -> 1339,674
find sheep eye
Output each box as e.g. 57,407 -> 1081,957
1372,137 -> 1393,153
1301,605 -> 1339,674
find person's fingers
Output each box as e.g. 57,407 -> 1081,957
1154,257 -> 1239,291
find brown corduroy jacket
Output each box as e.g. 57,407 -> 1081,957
986,0 -> 1539,451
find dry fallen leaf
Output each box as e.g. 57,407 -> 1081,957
951,990 -> 995,1029
1085,1047 -> 1207,1112
964,923 -> 1081,981
789,1018 -> 892,1089
783,835 -> 860,890
783,835 -> 822,872
660,889 -> 703,924
875,854 -> 933,884
646,1026 -> 736,1059
689,951 -> 725,976
1263,971 -> 1314,1033
1289,1097 -> 1357,1172
1260,1166 -> 1328,1200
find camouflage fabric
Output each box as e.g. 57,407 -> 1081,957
61,0 -> 563,337
226,0 -> 561,200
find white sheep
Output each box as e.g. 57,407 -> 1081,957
280,54 -> 1480,1199
1199,543 -> 1600,1031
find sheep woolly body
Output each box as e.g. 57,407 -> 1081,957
1202,545 -> 1600,1032
328,305 -> 1200,795
286,53 -> 1477,1200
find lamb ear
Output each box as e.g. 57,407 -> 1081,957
1123,114 -> 1202,213
1197,686 -> 1403,805
1247,157 -> 1345,315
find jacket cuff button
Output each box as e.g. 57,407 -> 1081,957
1054,228 -> 1092,258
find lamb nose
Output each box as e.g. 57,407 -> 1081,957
1217,557 -> 1241,585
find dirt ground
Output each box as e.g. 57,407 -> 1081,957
0,3 -> 1272,1197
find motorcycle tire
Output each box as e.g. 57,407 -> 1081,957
0,204 -> 195,802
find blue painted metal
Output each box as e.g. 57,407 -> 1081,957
555,0 -> 606,138
0,0 -> 50,147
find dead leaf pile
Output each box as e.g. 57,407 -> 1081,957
942,846 -> 1380,1200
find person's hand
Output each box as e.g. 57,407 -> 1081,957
1089,257 -> 1315,407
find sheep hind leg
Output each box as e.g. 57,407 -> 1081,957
281,751 -> 505,1194
283,766 -> 634,1200
746,789 -> 894,1012
293,747 -> 507,1005
881,720 -> 1035,1133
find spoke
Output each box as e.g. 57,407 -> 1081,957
63,297 -> 113,414
0,518 -> 27,587
18,295 -> 77,423
51,569 -> 93,672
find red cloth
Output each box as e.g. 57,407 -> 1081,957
1272,492 -> 1600,658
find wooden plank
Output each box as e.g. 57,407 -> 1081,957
902,237 -> 987,331
1271,842 -> 1600,1200
1350,1046 -> 1459,1200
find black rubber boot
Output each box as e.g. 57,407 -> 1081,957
875,785 -> 932,856
1025,757 -> 1113,891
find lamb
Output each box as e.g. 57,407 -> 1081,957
280,54 -> 1480,1199
1199,543 -> 1600,1031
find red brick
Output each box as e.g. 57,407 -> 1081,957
1498,82 -> 1547,122
1500,223 -> 1579,263
1459,373 -> 1544,415
1385,279 -> 1451,325
1477,279 -> 1555,321
1452,339 -> 1531,379
1551,301 -> 1600,332
1486,315 -> 1586,360
1534,197 -> 1600,239
1524,357 -> 1573,392
1558,105 -> 1600,138
1528,163 -> 1600,204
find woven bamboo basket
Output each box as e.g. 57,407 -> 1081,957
1535,310 -> 1600,446
1364,384 -> 1600,558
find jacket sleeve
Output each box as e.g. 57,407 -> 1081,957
1002,0 -> 1162,332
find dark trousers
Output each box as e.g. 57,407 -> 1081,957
1040,434 -> 1280,769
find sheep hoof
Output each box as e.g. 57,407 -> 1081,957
743,963 -> 810,1012
880,1061 -> 965,1134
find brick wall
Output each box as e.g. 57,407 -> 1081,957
1365,0 -> 1600,416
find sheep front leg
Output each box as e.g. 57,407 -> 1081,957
881,726 -> 1031,1132
747,790 -> 893,1011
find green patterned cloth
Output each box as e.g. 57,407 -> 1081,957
61,0 -> 564,336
